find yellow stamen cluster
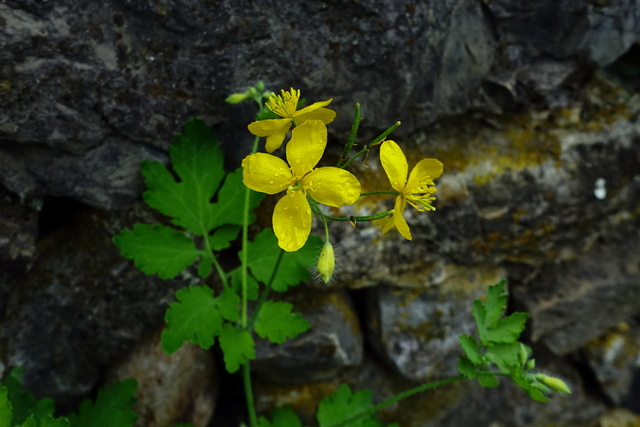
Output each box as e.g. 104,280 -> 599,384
266,88 -> 300,118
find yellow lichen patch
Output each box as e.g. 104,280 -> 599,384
253,379 -> 339,420
471,220 -> 557,259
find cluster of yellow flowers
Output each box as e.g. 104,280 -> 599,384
241,88 -> 443,260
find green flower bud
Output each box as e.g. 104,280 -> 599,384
536,374 -> 572,394
317,242 -> 335,284
225,91 -> 250,104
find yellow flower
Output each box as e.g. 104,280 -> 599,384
379,140 -> 443,240
248,88 -> 336,153
242,120 -> 361,252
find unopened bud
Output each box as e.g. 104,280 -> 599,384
536,374 -> 571,395
225,91 -> 250,104
317,242 -> 335,284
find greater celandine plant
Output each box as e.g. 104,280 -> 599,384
106,82 -> 571,427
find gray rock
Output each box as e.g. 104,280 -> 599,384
0,190 -> 38,272
105,329 -> 218,427
252,289 -> 363,384
0,202 -> 191,409
364,265 -> 505,380
512,222 -> 640,355
582,321 -> 640,409
3,0 -> 640,208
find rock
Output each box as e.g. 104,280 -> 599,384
0,202 -> 192,410
254,351 -> 606,427
252,289 -> 363,384
105,330 -> 218,427
3,1 -> 640,207
512,223 -> 640,355
0,190 -> 38,272
582,321 -> 640,409
364,264 -> 505,380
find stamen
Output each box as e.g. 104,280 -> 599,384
266,88 -> 300,118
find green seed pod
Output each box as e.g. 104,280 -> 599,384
536,374 -> 572,394
317,242 -> 335,284
225,91 -> 250,104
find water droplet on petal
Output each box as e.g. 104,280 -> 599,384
269,180 -> 275,184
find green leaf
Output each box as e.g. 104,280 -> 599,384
510,369 -> 550,403
477,374 -> 500,388
197,253 -> 213,279
141,118 -> 225,235
208,225 -> 240,251
317,384 -> 398,427
484,313 -> 530,344
0,387 -> 11,427
457,357 -> 478,379
2,368 -> 54,426
485,342 -> 522,372
39,416 -> 70,427
16,416 -> 70,427
459,334 -> 482,365
208,169 -> 264,229
483,280 -> 508,328
242,229 -> 321,292
257,408 -> 303,427
16,417 -> 35,427
255,301 -> 311,344
67,379 -> 138,427
113,224 -> 201,279
229,268 -> 260,301
218,323 -> 255,373
162,286 -> 240,354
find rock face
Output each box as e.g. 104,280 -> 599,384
2,1 -> 640,426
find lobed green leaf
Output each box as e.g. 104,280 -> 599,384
242,229 -> 321,292
254,301 -> 311,344
2,368 -> 54,426
317,384 -> 398,427
142,118 -> 225,236
162,285 -> 240,354
257,408 -> 303,427
218,323 -> 255,373
113,224 -> 201,279
459,334 -> 482,365
67,379 -> 138,427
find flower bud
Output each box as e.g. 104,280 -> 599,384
536,374 -> 571,394
225,91 -> 250,104
317,242 -> 335,284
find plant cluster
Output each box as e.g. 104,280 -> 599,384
1,83 -> 570,426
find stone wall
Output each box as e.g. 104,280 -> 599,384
1,1 -> 640,426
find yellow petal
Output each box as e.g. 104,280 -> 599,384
380,215 -> 395,234
303,167 -> 361,207
393,196 -> 412,240
241,153 -> 293,194
248,118 -> 291,137
273,189 -> 312,252
286,120 -> 327,177
294,99 -> 333,118
247,119 -> 292,153
405,158 -> 443,194
295,105 -> 336,125
380,140 -> 408,192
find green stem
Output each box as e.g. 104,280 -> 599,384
246,248 -> 285,333
341,121 -> 401,169
199,225 -> 228,288
241,134 -> 261,427
325,375 -> 466,427
337,103 -> 361,168
359,191 -> 399,197
243,363 -> 257,427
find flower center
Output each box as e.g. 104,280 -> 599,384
266,88 -> 300,118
